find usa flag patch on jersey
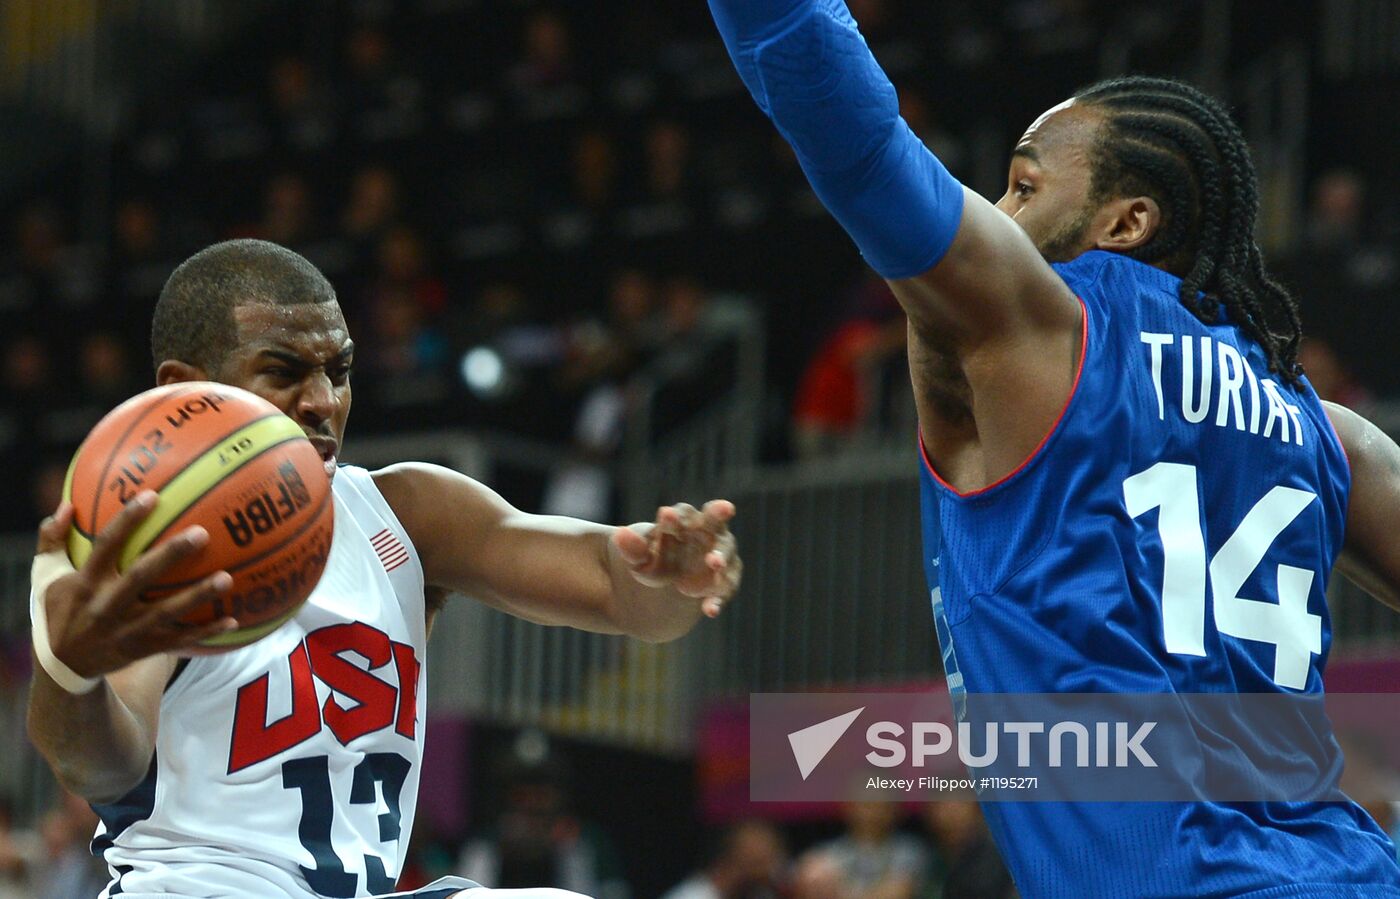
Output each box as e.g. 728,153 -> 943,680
370,528 -> 410,572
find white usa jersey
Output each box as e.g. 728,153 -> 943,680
94,465 -> 433,899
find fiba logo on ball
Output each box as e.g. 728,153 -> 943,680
63,381 -> 335,651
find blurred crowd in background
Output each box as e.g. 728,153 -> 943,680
0,729 -> 1019,899
2,0 -> 1394,534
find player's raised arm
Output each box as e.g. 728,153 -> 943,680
706,0 -> 1079,349
373,463 -> 740,643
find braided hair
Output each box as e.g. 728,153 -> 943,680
1073,76 -> 1304,383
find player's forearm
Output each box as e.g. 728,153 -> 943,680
709,0 -> 964,280
604,529 -> 704,643
27,665 -> 155,803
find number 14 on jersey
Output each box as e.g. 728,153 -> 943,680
1124,461 -> 1322,690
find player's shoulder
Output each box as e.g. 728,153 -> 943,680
366,462 -> 513,537
1053,249 -> 1178,292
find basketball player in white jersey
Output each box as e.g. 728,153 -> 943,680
26,240 -> 742,899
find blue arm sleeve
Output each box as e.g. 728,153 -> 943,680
708,0 -> 965,279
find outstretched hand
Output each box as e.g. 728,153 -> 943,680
611,500 -> 741,618
33,493 -> 238,680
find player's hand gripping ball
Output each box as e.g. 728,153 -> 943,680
63,382 -> 334,652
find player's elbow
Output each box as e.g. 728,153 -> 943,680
632,619 -> 696,645
27,709 -> 152,805
35,745 -> 148,806
31,745 -> 144,806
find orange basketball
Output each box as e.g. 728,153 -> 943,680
63,382 -> 334,651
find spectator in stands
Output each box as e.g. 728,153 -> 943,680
341,164 -> 402,259
509,9 -> 578,92
2,335 -> 56,414
364,287 -> 450,379
541,269 -> 658,519
789,852 -> 847,899
249,172 -> 352,279
1292,168 -> 1400,293
461,281 -> 547,354
257,172 -> 318,249
39,331 -> 141,452
791,278 -> 908,458
918,798 -> 1013,899
109,199 -> 182,318
30,459 -> 68,530
372,225 -> 448,318
566,268 -> 663,381
620,121 -> 697,243
800,801 -> 927,899
542,129 -> 621,252
79,331 -> 139,409
0,335 -> 59,531
358,251 -> 452,416
660,820 -> 787,899
458,735 -> 630,899
1299,337 -> 1373,409
3,203 -> 71,329
0,798 -> 38,899
14,204 -> 63,289
344,24 -> 426,142
356,226 -> 452,410
1305,169 -> 1365,253
267,53 -> 339,154
649,273 -> 752,435
34,792 -> 107,898
573,130 -> 620,212
644,122 -> 693,203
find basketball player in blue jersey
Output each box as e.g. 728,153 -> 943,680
25,239 -> 741,898
708,0 -> 1400,895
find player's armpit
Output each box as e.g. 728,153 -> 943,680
894,187 -> 1082,349
1324,401 -> 1400,612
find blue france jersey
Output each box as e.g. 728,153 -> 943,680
919,251 -> 1400,898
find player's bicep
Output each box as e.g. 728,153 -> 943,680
892,186 -> 1081,348
374,463 -> 617,631
1325,401 -> 1400,611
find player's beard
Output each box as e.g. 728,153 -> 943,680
1038,201 -> 1098,264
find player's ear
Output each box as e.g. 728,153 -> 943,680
1095,195 -> 1161,254
156,359 -> 209,386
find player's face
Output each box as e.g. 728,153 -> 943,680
995,98 -> 1107,263
218,302 -> 353,481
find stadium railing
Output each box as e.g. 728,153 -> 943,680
2,427 -> 1399,820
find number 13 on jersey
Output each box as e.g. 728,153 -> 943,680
1124,461 -> 1323,690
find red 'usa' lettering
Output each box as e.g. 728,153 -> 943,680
227,622 -> 421,774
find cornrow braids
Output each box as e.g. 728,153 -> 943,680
1073,76 -> 1304,383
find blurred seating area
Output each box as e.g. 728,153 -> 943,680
6,0 -> 1395,532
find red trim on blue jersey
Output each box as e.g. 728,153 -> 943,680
920,295 -> 1089,499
